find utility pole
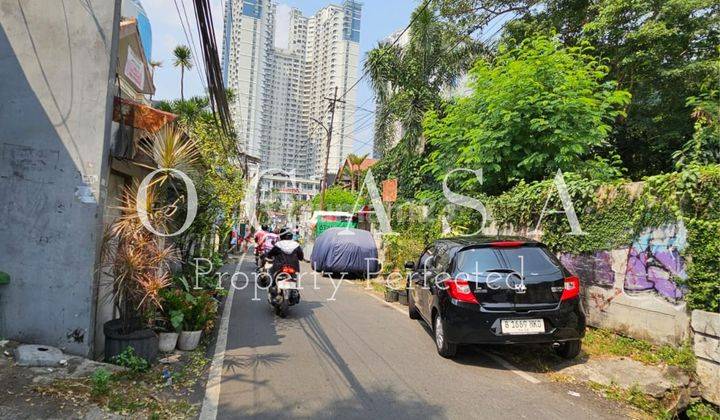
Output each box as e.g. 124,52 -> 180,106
312,86 -> 345,211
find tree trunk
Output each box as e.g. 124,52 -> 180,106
180,67 -> 185,101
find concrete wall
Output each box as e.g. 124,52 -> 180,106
0,0 -> 120,356
560,224 -> 690,345
691,310 -> 720,405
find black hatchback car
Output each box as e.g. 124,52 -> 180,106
405,236 -> 585,359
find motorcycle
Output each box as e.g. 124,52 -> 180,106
260,259 -> 300,318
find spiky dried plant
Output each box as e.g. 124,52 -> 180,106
137,124 -> 199,186
102,183 -> 179,333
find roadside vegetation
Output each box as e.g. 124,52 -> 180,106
582,329 -> 696,373
36,345 -> 211,419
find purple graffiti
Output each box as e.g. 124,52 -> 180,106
624,246 -> 686,302
560,251 -> 614,288
560,224 -> 687,304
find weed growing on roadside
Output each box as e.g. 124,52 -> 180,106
686,401 -> 720,420
583,328 -> 695,372
90,368 -> 112,397
110,347 -> 150,374
589,382 -> 670,418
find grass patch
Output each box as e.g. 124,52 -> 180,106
686,401 -> 720,420
583,328 -> 695,373
588,382 -> 670,418
369,281 -> 386,294
36,346 -> 210,419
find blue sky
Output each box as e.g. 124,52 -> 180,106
143,0 -> 419,156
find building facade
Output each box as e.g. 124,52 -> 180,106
222,0 -> 361,180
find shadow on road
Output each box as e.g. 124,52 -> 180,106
217,385 -> 446,420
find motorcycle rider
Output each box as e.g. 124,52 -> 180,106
266,229 -> 304,287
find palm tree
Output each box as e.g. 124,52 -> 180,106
149,60 -> 163,77
345,153 -> 368,191
365,5 -> 477,158
149,60 -> 162,100
172,45 -> 193,101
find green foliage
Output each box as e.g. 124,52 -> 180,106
111,347 -> 150,374
423,36 -> 630,195
584,328 -> 696,373
383,235 -> 427,274
674,82 -> 720,167
158,97 -> 245,260
684,219 -> 720,312
180,291 -> 218,332
90,368 -> 112,397
311,186 -> 360,211
501,0 -> 720,177
686,401 -> 720,420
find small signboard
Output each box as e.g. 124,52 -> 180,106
381,179 -> 397,203
124,47 -> 145,91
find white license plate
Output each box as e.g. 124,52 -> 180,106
277,280 -> 297,290
501,319 -> 545,335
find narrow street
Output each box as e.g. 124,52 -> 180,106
212,260 -> 629,419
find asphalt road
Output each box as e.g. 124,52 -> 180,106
215,259 -> 629,420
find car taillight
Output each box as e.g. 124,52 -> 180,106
561,276 -> 580,301
446,279 -> 479,304
281,266 -> 296,274
489,241 -> 525,248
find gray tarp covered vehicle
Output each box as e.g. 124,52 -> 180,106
310,228 -> 380,277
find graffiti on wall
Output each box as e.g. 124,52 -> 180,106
561,223 -> 687,307
624,223 -> 686,303
560,251 -> 614,288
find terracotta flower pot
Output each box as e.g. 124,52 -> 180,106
178,330 -> 202,351
158,332 -> 179,353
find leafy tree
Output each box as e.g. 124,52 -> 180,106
423,36 -> 631,194
172,45 -> 193,101
155,97 -> 245,258
311,186 -> 359,212
673,86 -> 720,167
366,3 -> 477,197
500,0 -> 720,177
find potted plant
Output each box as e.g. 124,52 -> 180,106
101,184 -> 178,362
397,289 -> 409,306
157,289 -> 185,352
384,287 -> 399,302
178,291 -> 217,351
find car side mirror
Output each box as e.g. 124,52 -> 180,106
404,261 -> 415,270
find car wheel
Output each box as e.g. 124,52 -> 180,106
434,314 -> 457,358
554,340 -> 581,359
408,292 -> 421,320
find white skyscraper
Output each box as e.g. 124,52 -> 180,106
222,0 -> 362,179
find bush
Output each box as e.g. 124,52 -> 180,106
110,347 -> 150,374
685,401 -> 720,420
90,368 -> 112,397
311,186 -> 360,211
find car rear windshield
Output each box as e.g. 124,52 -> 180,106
454,247 -> 561,277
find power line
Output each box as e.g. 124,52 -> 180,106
173,0 -> 206,91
